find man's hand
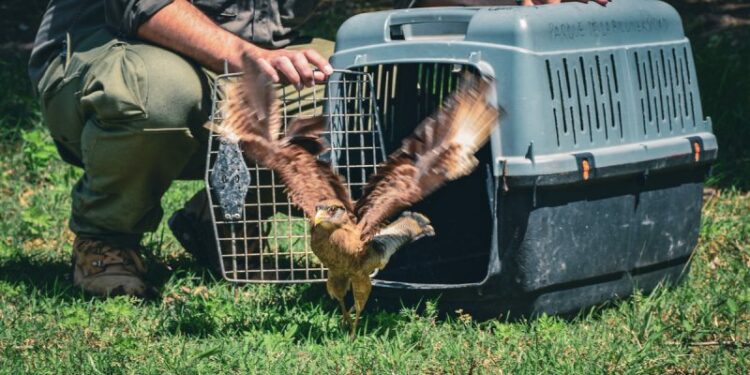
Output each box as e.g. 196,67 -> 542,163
521,0 -> 609,5
251,48 -> 333,88
415,0 -> 609,6
137,0 -> 333,88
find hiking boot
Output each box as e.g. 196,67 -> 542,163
72,237 -> 151,297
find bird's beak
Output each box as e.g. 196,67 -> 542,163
313,210 -> 325,226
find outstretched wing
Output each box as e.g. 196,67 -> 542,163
215,54 -> 352,218
355,75 -> 499,240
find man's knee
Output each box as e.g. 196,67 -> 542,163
79,42 -> 211,132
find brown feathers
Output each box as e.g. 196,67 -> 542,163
285,116 -> 329,155
354,74 -> 499,240
220,56 -> 499,335
219,55 -> 498,241
218,54 -> 352,218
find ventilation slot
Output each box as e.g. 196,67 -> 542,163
633,46 -> 698,138
546,53 -> 623,148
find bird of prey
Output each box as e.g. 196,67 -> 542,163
215,55 -> 499,335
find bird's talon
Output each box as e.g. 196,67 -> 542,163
401,211 -> 431,226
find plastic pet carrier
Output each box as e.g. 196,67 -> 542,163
330,0 -> 716,318
206,0 -> 716,318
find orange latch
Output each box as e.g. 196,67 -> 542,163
692,141 -> 701,162
581,159 -> 591,181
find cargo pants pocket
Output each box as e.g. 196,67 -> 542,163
79,42 -> 149,125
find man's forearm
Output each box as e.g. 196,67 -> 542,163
136,0 -> 262,73
413,0 -> 608,6
136,0 -> 331,86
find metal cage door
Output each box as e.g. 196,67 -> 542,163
205,70 -> 386,283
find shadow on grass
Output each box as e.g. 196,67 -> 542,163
0,255 -> 76,297
0,251 -> 238,302
0,247 -> 679,342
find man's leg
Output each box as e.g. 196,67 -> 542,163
39,28 -> 212,296
72,38 -> 211,239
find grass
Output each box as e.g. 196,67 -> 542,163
1,1 -> 749,373
1,175 -> 748,372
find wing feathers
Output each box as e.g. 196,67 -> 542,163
286,116 -> 329,155
286,116 -> 326,139
217,57 -> 497,239
237,53 -> 281,141
217,55 -> 351,219
356,74 -> 499,240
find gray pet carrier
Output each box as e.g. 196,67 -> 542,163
206,0 -> 716,317
330,0 -> 715,317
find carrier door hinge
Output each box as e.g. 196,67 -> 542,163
469,51 -> 482,64
354,54 -> 368,65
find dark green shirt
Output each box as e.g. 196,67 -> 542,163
29,0 -> 319,86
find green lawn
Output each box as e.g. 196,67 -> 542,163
1,2 -> 749,373
1,153 -> 748,373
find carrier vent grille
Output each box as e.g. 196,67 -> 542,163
545,45 -> 702,148
632,46 -> 699,137
545,53 -> 624,148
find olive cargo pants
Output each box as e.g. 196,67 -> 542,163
37,27 -> 334,245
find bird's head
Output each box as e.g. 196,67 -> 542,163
313,199 -> 351,229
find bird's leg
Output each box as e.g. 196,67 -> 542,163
370,212 -> 436,269
350,274 -> 372,337
338,298 -> 352,327
326,273 -> 352,330
398,211 -> 436,242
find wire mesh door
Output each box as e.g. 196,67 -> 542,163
205,70 -> 386,283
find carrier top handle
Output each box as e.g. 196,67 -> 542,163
388,10 -> 475,41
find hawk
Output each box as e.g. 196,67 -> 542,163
215,55 -> 499,335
